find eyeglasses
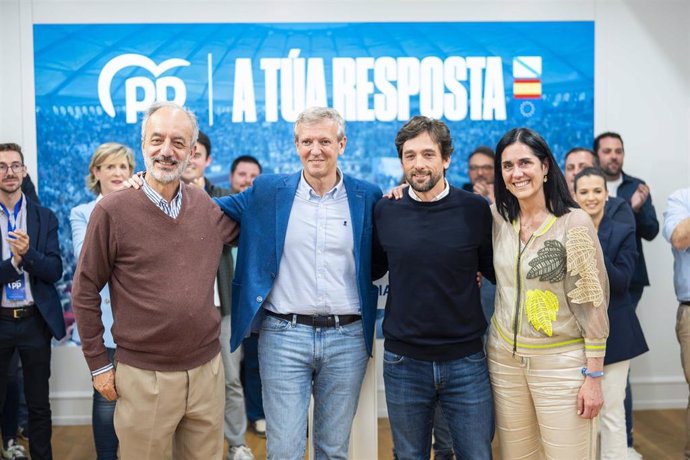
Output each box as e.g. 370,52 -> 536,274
0,163 -> 25,175
468,165 -> 494,172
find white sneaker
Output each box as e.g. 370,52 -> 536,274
1,440 -> 27,460
229,445 -> 255,460
628,446 -> 643,459
252,418 -> 266,437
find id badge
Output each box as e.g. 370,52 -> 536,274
6,276 -> 27,301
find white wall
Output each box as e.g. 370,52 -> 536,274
1,0 -> 689,422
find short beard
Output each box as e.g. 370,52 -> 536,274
602,163 -> 620,177
406,170 -> 443,194
144,155 -> 189,184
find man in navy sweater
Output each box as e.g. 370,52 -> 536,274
373,116 -> 495,459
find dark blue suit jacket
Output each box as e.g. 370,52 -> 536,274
612,172 -> 659,288
0,198 -> 65,339
215,172 -> 383,355
598,215 -> 648,364
604,195 -> 635,229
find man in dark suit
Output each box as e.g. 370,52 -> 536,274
181,131 -> 255,460
593,134 -> 659,309
594,132 -> 659,459
0,143 -> 65,460
215,107 -> 383,460
461,145 -> 495,204
227,155 -> 266,440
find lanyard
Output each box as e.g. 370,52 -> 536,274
0,196 -> 23,236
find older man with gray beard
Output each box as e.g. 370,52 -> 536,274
72,102 -> 239,460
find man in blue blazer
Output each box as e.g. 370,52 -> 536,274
0,143 -> 65,460
215,107 -> 384,460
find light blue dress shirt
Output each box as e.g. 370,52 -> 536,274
0,194 -> 35,307
265,170 -> 360,316
663,187 -> 690,302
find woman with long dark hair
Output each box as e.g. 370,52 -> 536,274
487,128 -> 609,459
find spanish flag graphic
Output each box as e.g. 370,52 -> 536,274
513,56 -> 542,99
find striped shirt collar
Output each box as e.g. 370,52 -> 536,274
142,178 -> 183,219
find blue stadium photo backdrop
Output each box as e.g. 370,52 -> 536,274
33,21 -> 594,338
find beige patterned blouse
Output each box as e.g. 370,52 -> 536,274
489,206 -> 610,358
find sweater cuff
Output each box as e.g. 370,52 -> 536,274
91,363 -> 114,377
85,350 -> 112,374
584,339 -> 607,358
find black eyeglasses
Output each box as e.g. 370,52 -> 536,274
0,163 -> 25,175
468,165 -> 494,172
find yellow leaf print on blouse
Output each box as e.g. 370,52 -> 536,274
526,289 -> 559,336
566,226 -> 604,307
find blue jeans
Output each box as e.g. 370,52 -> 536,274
432,404 -> 454,459
93,347 -> 117,460
258,315 -> 369,460
384,349 -> 494,460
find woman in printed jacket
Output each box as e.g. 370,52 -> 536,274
487,128 -> 610,460
573,167 -> 648,459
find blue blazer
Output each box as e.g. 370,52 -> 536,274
614,172 -> 659,288
215,172 -> 383,355
0,198 -> 65,339
598,215 -> 648,364
604,196 -> 635,229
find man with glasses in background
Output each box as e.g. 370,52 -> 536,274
0,143 -> 65,460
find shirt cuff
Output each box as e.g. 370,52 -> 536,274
10,257 -> 23,274
91,363 -> 114,377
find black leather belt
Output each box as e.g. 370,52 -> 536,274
0,305 -> 37,320
681,301 -> 690,307
265,310 -> 361,328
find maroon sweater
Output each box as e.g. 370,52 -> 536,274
72,185 -> 238,372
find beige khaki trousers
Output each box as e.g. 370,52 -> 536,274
487,335 -> 597,460
114,353 -> 224,460
600,359 -> 630,459
676,304 -> 690,460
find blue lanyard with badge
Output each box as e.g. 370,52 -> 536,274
1,198 -> 26,300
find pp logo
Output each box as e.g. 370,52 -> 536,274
98,54 -> 191,123
7,281 -> 22,290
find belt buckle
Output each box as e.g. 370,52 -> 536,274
13,309 -> 21,319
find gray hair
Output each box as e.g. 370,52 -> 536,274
294,107 -> 345,141
140,101 -> 199,147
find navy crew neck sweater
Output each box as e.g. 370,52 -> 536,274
373,186 -> 494,361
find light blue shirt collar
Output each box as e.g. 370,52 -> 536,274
297,168 -> 345,201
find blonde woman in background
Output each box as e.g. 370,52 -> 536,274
70,142 -> 134,460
